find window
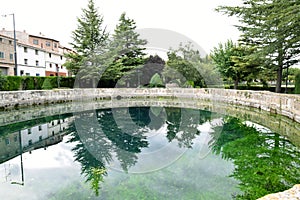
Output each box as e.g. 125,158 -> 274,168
0,52 -> 4,59
20,70 -> 24,75
28,128 -> 31,134
36,60 -> 39,66
24,47 -> 28,53
28,139 -> 32,146
0,38 -> 2,42
9,40 -> 12,45
10,54 -> 13,61
33,39 -> 39,45
52,131 -> 55,136
14,136 -> 18,142
46,41 -> 51,47
60,56 -> 63,60
61,66 -> 63,69
36,73 -> 40,76
39,136 -> 42,141
35,49 -> 38,55
54,43 -> 57,48
49,53 -> 52,58
38,125 -> 42,131
49,63 -> 52,68
24,59 -> 28,65
25,73 -> 30,76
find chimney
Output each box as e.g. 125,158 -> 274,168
23,30 -> 26,33
2,28 -> 5,31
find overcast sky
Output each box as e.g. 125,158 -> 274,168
0,0 -> 240,54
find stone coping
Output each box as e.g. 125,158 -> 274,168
258,184 -> 300,200
0,88 -> 300,124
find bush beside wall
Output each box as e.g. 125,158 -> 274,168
295,72 -> 300,94
0,76 -> 75,91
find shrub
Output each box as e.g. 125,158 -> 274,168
60,77 -> 75,88
42,78 -> 53,90
3,76 -> 22,91
22,77 -> 35,90
295,72 -> 300,94
0,72 -> 7,90
149,73 -> 164,88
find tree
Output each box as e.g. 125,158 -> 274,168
216,0 -> 300,93
211,40 -> 263,89
137,55 -> 165,87
166,51 -> 204,88
100,13 -> 147,87
210,117 -> 300,199
149,73 -> 164,87
164,42 -> 222,88
64,0 -> 108,78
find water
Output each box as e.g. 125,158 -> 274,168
0,102 -> 300,200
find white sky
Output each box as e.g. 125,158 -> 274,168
0,0 -> 240,54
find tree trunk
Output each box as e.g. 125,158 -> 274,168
276,44 -> 284,93
234,78 -> 239,90
275,67 -> 283,93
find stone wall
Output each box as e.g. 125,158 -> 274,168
0,88 -> 300,123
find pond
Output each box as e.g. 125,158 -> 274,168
0,100 -> 299,200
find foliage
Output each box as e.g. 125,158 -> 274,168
0,76 -> 74,91
211,40 -> 263,89
295,71 -> 300,94
22,76 -> 35,90
216,0 -> 300,93
210,117 -> 300,199
283,67 -> 300,84
64,0 -> 108,77
42,78 -> 53,90
149,73 -> 164,87
166,51 -> 204,88
0,72 -> 7,90
1,76 -> 22,91
90,167 -> 106,196
130,55 -> 166,87
165,42 -> 221,88
100,13 -> 147,87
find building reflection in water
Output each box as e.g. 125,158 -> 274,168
0,116 -> 73,185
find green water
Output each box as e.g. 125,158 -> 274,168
0,105 -> 299,200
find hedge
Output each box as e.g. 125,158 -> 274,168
0,76 -> 75,91
295,72 -> 300,94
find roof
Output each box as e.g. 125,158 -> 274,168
29,34 -> 59,43
0,33 -> 15,40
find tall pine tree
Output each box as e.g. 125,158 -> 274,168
100,13 -> 147,87
64,0 -> 108,78
217,0 -> 300,93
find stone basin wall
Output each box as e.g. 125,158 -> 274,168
0,88 -> 300,124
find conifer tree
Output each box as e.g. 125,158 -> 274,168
100,13 -> 147,86
64,0 -> 108,78
217,0 -> 300,93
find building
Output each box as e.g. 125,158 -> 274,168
0,29 -> 72,76
0,116 -> 73,165
0,33 -> 15,75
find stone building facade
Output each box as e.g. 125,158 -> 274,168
0,29 -> 72,77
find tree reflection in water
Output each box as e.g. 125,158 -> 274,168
210,117 -> 300,199
67,107 -> 212,195
66,107 -> 300,198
